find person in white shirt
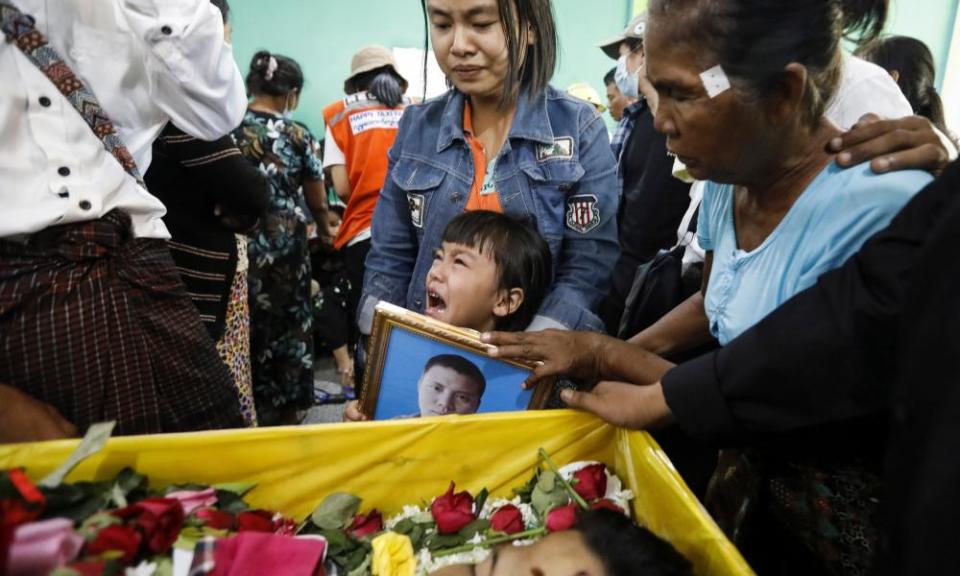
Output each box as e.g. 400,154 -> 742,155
0,0 -> 248,441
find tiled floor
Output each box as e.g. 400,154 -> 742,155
302,354 -> 347,424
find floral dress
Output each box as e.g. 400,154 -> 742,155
233,110 -> 323,424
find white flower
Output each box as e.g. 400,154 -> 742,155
124,562 -> 157,576
385,504 -> 429,531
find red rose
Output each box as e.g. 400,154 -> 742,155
237,510 -> 274,533
590,499 -> 625,515
87,524 -> 142,564
430,482 -> 476,535
489,504 -> 525,535
347,510 -> 383,539
572,464 -> 608,502
545,504 -> 580,532
63,559 -> 109,576
194,508 -> 236,531
113,497 -> 184,555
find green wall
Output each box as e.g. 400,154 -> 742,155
231,0 -> 629,137
886,0 -> 958,90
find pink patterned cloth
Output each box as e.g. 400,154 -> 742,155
6,518 -> 84,575
210,532 -> 326,576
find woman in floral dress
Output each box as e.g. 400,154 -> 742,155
233,50 -> 329,425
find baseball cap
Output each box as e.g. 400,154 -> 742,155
566,83 -> 607,113
597,13 -> 648,60
347,44 -> 406,84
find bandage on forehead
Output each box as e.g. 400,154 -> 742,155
700,64 -> 731,98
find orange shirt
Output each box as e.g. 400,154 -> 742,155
323,93 -> 405,249
463,102 -> 503,213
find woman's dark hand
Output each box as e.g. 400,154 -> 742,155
0,384 -> 78,443
559,381 -> 673,430
830,113 -> 952,176
481,329 -> 610,388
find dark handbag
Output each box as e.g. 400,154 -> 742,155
616,206 -> 701,340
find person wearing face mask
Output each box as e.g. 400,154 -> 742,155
232,51 -> 330,426
596,14 -> 694,335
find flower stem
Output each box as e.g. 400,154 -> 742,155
432,527 -> 547,558
537,448 -> 590,510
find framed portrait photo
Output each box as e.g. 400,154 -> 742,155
359,302 -> 552,420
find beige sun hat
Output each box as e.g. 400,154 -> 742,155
597,13 -> 648,60
347,44 -> 407,84
566,83 -> 607,113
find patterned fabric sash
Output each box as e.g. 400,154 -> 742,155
0,1 -> 145,186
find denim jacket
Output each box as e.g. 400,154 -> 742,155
360,86 -> 620,333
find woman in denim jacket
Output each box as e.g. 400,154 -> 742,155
359,0 -> 620,336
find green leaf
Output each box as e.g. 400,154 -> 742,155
311,492 -> 362,530
408,524 -> 427,549
318,528 -> 359,558
474,488 -> 489,516
213,482 -> 257,496
392,518 -> 416,535
427,532 -> 467,552
512,470 -> 539,503
346,553 -> 371,576
459,519 -> 490,541
531,471 -> 570,517
79,512 -> 122,541
114,468 -> 147,494
537,470 -> 557,492
153,557 -> 175,576
41,481 -> 112,523
215,489 -> 250,515
344,544 -> 372,571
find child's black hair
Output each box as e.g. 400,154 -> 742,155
440,211 -> 552,332
576,509 -> 693,576
246,51 -> 304,98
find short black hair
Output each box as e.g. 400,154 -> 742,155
857,35 -> 948,136
419,0 -> 558,106
346,66 -> 408,109
423,354 -> 486,397
576,509 -> 693,576
603,67 -> 616,87
440,211 -> 552,332
210,0 -> 229,23
246,50 -> 304,98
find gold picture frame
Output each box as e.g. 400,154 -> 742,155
359,302 -> 553,420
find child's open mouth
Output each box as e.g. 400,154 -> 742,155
426,290 -> 447,315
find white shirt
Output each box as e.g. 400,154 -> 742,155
0,0 -> 247,239
826,53 -> 913,130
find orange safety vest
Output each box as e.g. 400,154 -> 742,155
323,92 -> 405,249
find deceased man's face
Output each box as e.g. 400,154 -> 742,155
417,365 -> 483,416
430,530 -> 605,575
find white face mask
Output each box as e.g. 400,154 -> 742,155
615,54 -> 640,101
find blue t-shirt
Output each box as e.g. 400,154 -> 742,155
699,161 -> 931,345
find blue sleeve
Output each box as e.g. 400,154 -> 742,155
697,181 -> 718,252
533,112 -> 621,333
357,110 -> 418,334
797,169 -> 931,289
